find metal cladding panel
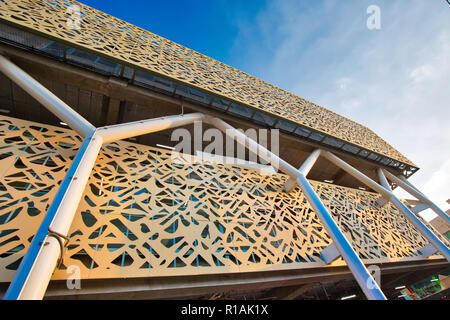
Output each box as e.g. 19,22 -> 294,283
0,116 -> 445,281
0,0 -> 416,168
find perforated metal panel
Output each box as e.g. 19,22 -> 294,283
0,116 -> 445,281
0,0 -> 415,167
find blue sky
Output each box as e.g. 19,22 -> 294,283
80,0 -> 450,221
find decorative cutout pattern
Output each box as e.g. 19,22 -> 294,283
0,116 -> 446,281
0,0 -> 414,166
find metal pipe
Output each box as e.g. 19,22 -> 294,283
412,203 -> 429,214
398,174 -> 424,194
100,113 -> 206,143
322,151 -> 392,198
205,116 -> 298,177
377,170 -> 450,261
296,174 -> 386,300
206,117 -> 386,300
5,113 -> 208,299
377,168 -> 391,190
284,149 -> 321,192
382,170 -> 450,225
299,149 -> 322,175
322,152 -> 450,262
4,133 -> 103,300
389,196 -> 450,260
0,55 -> 95,137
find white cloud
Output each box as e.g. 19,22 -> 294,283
336,77 -> 352,90
230,0 -> 450,221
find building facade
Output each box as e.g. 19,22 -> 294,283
0,0 -> 449,300
429,200 -> 450,240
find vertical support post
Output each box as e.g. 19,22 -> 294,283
298,149 -> 322,175
285,149 -> 321,192
375,169 -> 391,207
377,168 -> 391,190
382,169 -> 450,225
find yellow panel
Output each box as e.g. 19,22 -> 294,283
0,116 -> 445,281
0,0 -> 415,167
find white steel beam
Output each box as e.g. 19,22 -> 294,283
322,151 -> 392,198
319,153 -> 450,262
418,244 -> 438,258
320,243 -> 340,265
0,55 -> 95,137
412,203 -> 429,214
4,113 -> 205,300
284,149 -> 321,192
398,175 -> 424,194
377,167 -> 391,190
0,51 -> 206,300
205,116 -> 386,300
294,174 -> 386,300
382,169 -> 450,225
4,133 -> 103,300
375,168 -> 392,207
206,116 -> 296,177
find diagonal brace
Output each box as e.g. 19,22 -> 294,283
205,116 -> 386,300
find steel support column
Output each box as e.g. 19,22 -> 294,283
100,113 -> 205,143
4,133 -> 102,299
377,169 -> 450,261
382,169 -> 450,225
0,52 -> 207,299
3,113 -> 205,300
295,174 -> 386,300
285,149 -> 321,192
